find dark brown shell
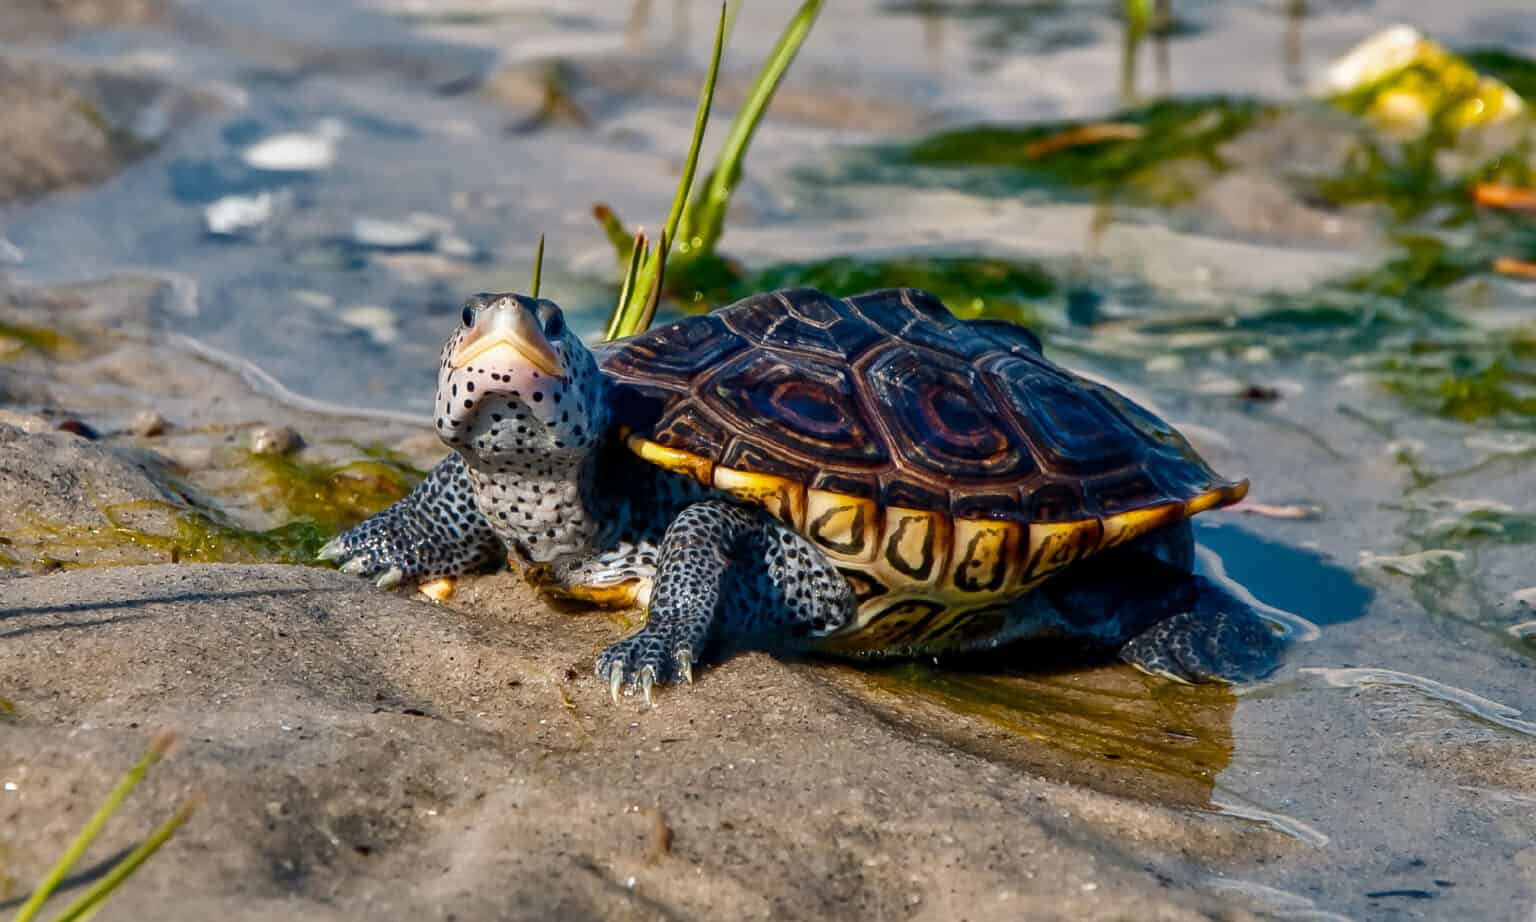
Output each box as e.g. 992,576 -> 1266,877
597,287 -> 1242,524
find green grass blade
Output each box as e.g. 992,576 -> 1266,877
636,229 -> 668,335
602,3 -> 727,341
11,734 -> 175,922
605,230 -> 649,341
659,1 -> 728,264
529,234 -> 545,298
592,204 -> 634,258
680,0 -> 823,257
48,800 -> 199,922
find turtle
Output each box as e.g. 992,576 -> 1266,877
321,286 -> 1285,704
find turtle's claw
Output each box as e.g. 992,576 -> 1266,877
607,661 -> 624,705
375,566 -> 404,590
676,649 -> 694,685
316,538 -> 346,562
339,557 -> 368,576
640,666 -> 656,708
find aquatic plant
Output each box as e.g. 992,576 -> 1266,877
10,733 -> 195,922
602,0 -> 825,339
881,97 -> 1265,206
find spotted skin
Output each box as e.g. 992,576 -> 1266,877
317,452 -> 501,584
325,288 -> 1282,706
595,500 -> 856,696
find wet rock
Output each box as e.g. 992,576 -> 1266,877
0,423 -> 182,573
0,57 -> 214,204
0,0 -> 166,41
249,425 -> 302,456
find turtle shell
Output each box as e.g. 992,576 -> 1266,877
597,288 -> 1245,637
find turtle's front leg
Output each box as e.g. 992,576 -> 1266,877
319,453 -> 503,587
595,499 -> 854,706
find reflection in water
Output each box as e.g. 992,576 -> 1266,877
834,521 -> 1369,812
841,657 -> 1236,808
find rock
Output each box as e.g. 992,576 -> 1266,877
131,409 -> 168,437
249,425 -> 302,456
243,121 -> 344,172
0,56 -> 213,204
204,191 -> 281,237
0,565 -> 1271,921
0,0 -> 166,41
0,423 -> 182,572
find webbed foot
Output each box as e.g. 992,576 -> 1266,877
321,454 -> 501,589
594,629 -> 696,708
1119,607 -> 1286,684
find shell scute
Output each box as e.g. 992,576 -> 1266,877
601,287 -> 1246,587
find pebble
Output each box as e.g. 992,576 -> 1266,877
352,218 -> 435,250
250,425 -> 302,456
243,120 -> 345,172
205,191 -> 279,236
131,410 -> 168,437
1358,549 -> 1466,578
339,306 -> 400,345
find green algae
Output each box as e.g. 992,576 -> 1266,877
0,320 -> 81,360
739,254 -> 1054,327
1379,341 -> 1536,426
17,500 -> 333,569
241,448 -> 422,536
10,448 -> 423,573
882,97 -> 1265,204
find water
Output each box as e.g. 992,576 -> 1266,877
4,0 -> 1536,918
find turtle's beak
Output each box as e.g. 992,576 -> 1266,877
449,304 -> 564,377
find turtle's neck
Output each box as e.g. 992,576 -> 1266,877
461,443 -> 606,565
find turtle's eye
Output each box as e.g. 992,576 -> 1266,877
460,305 -> 475,328
537,302 -> 564,338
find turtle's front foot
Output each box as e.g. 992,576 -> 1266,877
594,626 -> 699,709
320,454 -> 503,589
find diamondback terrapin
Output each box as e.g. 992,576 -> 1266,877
323,287 -> 1284,704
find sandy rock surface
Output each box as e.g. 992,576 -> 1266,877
2,564 -> 1271,922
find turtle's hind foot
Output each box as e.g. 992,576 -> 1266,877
1119,605 -> 1287,684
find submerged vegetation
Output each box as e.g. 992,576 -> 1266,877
885,97 -> 1264,205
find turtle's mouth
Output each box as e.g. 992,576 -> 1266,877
450,306 -> 564,377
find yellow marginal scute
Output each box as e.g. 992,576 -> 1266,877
713,466 -> 807,529
1017,518 -> 1102,590
878,506 -> 950,589
627,435 -> 714,486
1098,502 -> 1183,554
1185,479 -> 1250,516
806,489 -> 878,563
948,518 -> 1023,595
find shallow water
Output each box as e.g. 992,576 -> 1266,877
4,0 -> 1536,918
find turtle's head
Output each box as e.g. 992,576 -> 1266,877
436,293 -> 607,471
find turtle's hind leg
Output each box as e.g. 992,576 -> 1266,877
594,499 -> 854,705
1040,524 -> 1287,684
319,453 -> 502,588
1117,580 -> 1287,684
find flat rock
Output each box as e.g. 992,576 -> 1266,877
0,564 -> 1272,921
